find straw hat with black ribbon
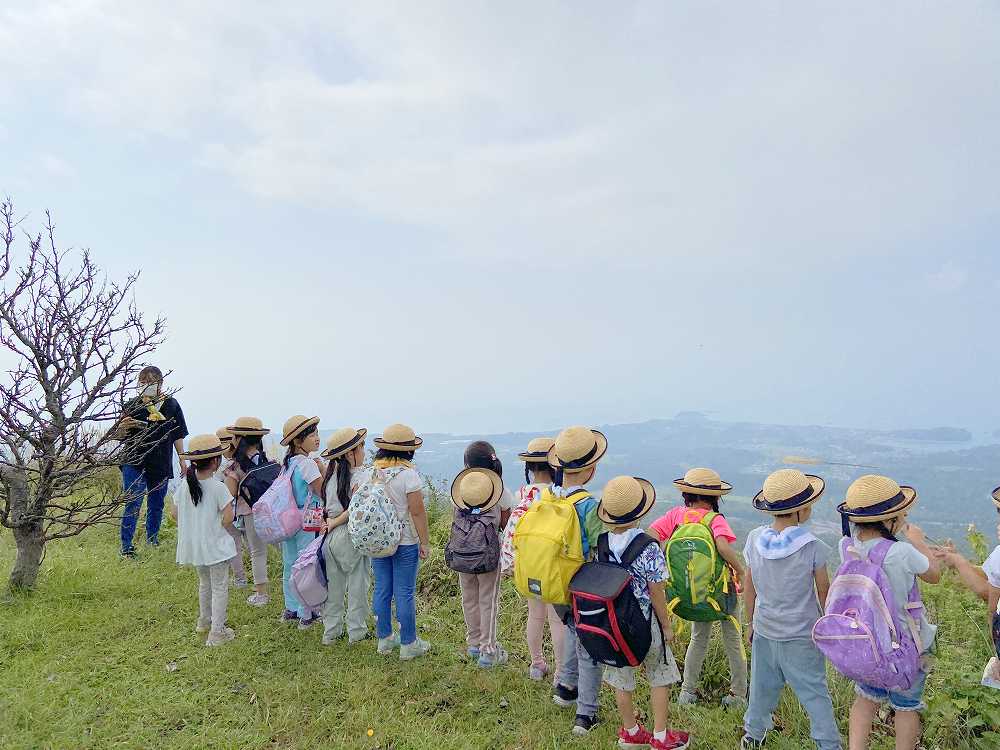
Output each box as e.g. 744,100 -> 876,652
280,415 -> 320,446
321,427 -> 368,460
216,427 -> 235,458
674,467 -> 733,498
992,486 -> 1000,510
837,474 -> 918,536
547,427 -> 608,477
450,467 -> 504,514
518,437 -> 556,463
228,416 -> 271,437
597,476 -> 657,527
373,423 -> 423,452
753,469 -> 826,516
181,434 -> 226,462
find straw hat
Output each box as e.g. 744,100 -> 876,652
321,427 -> 368,460
450,468 -> 504,514
215,427 -> 234,445
373,423 -> 423,452
228,416 -> 270,437
992,486 -> 1000,510
753,469 -> 826,514
837,474 -> 917,524
280,415 -> 320,446
674,467 -> 733,497
518,437 -> 556,463
597,476 -> 657,526
181,434 -> 225,461
547,426 -> 608,472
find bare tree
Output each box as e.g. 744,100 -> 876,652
0,198 -> 165,589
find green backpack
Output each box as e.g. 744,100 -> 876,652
664,510 -> 737,623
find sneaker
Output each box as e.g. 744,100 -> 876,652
120,548 -> 136,559
377,634 -> 400,654
722,693 -> 748,710
348,631 -> 372,645
478,648 -> 509,669
572,714 -> 600,736
617,723 -> 654,749
195,619 -> 211,634
740,731 -> 767,749
467,647 -> 481,661
552,683 -> 579,708
321,631 -> 343,646
677,690 -> 698,705
298,614 -> 321,630
529,664 -> 549,681
247,592 -> 270,607
650,732 -> 690,750
279,609 -> 299,623
205,627 -> 236,647
399,638 -> 431,661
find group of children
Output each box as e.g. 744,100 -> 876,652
167,419 -> 1000,750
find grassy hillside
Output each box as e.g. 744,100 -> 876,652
1,490 -> 998,749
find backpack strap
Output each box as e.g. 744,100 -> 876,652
566,488 -> 592,505
620,532 -> 658,567
596,532 -> 611,563
699,511 -> 718,528
865,538 -> 895,568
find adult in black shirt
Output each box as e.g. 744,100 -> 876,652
117,366 -> 189,556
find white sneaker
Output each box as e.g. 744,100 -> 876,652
399,638 -> 431,661
677,690 -> 698,705
246,592 -> 270,607
377,634 -> 400,654
205,627 -> 236,647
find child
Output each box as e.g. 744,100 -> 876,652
548,426 -> 607,736
449,462 -> 509,667
215,427 -> 248,590
170,434 -> 237,647
742,469 -> 841,750
279,415 -> 326,629
599,476 -> 690,750
649,467 -> 747,707
839,475 -> 940,750
319,427 -> 371,645
502,437 -> 567,682
371,423 -> 432,661
223,417 -> 272,607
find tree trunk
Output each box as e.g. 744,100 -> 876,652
10,521 -> 45,590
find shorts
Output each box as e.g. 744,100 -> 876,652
855,669 -> 928,712
604,616 -> 681,692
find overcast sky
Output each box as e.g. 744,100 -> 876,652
2,2 -> 998,438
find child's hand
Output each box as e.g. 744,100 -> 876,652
746,624 -> 753,646
662,622 -> 674,643
904,523 -> 926,545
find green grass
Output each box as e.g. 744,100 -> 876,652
1,505 -> 998,749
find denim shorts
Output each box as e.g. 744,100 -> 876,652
855,669 -> 928,712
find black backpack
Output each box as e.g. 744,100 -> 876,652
569,532 -> 658,668
237,458 -> 281,507
444,510 -> 500,574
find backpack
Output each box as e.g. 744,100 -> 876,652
445,509 -> 500,574
289,532 -> 330,610
499,485 -> 543,575
237,458 -> 281,507
570,532 -> 659,667
512,487 -> 589,605
251,469 -> 303,545
664,510 -> 736,623
812,538 -> 925,691
347,467 -> 404,558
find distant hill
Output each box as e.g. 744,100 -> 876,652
888,427 -> 972,442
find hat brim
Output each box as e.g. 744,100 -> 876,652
992,486 -> 1000,510
837,486 -> 918,523
546,429 -> 608,472
753,474 -> 826,514
321,428 -> 368,460
372,436 -> 423,451
280,416 -> 320,446
597,478 -> 657,526
180,446 -> 225,461
450,467 -> 504,513
673,478 -> 734,497
229,427 -> 271,437
518,451 -> 550,462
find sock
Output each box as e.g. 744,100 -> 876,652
625,724 -> 640,736
653,729 -> 667,741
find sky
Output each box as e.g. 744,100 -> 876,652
1,1 -> 999,438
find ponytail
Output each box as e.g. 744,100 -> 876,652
336,456 -> 352,509
186,464 -> 203,506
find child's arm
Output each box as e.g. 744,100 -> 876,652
743,568 -> 756,644
988,586 -> 1000,639
716,538 -> 745,580
939,550 -> 990,601
814,565 -> 831,610
500,508 -> 511,531
648,580 -> 674,642
168,501 -> 178,522
221,502 -> 235,529
905,524 -> 942,584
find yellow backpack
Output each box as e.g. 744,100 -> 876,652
512,487 -> 586,605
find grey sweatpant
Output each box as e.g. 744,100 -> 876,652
682,617 -> 748,699
322,529 -> 371,641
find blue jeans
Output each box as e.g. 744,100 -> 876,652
855,669 -> 928,712
372,544 -> 419,645
744,636 -> 842,750
281,530 -> 317,618
557,621 -> 605,718
120,465 -> 169,552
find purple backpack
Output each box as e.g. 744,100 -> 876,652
289,533 -> 329,610
251,469 -> 303,545
812,538 -> 925,691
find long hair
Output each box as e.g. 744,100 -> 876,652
284,425 -> 318,470
524,460 -> 553,486
235,435 -> 264,472
852,519 -> 898,542
374,448 -> 414,462
322,455 -> 354,509
682,491 -> 721,514
464,440 -> 502,476
185,457 -> 219,506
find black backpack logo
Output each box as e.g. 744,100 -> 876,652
569,532 -> 658,668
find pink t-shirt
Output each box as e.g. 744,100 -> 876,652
649,506 -> 736,544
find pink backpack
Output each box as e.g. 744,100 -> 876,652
499,485 -> 543,575
251,469 -> 302,545
290,533 -> 329,610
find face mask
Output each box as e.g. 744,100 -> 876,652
141,383 -> 159,399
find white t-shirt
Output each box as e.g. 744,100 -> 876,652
498,487 -> 515,512
325,465 -> 372,516
174,477 -> 237,567
982,546 -> 1000,590
382,466 -> 423,546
